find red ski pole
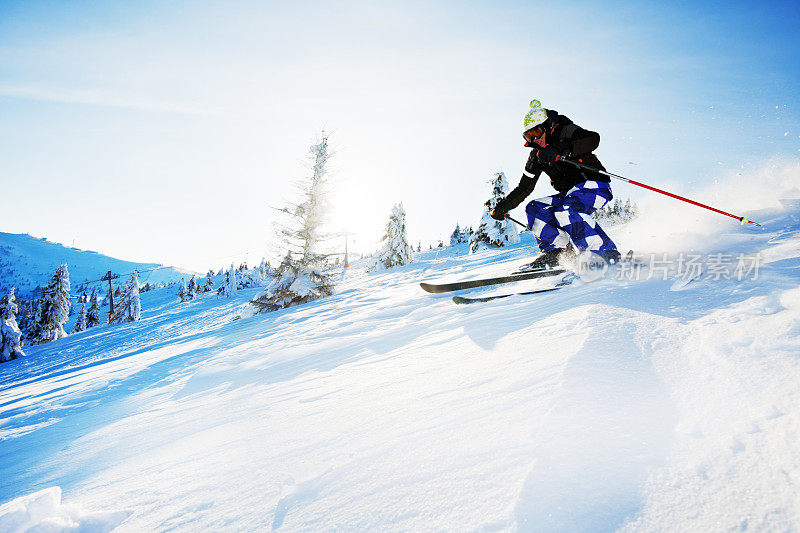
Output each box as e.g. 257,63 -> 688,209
561,158 -> 761,226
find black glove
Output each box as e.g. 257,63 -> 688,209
490,200 -> 509,221
535,145 -> 563,165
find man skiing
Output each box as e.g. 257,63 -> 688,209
491,99 -> 620,269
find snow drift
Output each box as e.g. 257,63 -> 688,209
0,487 -> 131,533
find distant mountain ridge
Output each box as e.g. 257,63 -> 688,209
0,232 -> 192,297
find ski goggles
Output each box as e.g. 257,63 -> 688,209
523,126 -> 546,142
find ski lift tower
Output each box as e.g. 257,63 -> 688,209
101,270 -> 119,322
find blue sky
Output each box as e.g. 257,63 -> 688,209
1,0 -> 799,271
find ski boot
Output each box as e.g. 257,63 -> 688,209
519,246 -> 575,272
600,249 -> 622,265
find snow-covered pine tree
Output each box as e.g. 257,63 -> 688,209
251,133 -> 335,312
74,303 -> 87,333
109,271 -> 141,324
204,270 -> 215,292
14,296 -> 31,342
22,299 -> 43,345
37,263 -> 71,343
450,223 -> 464,246
186,275 -> 197,301
178,279 -> 187,302
1,288 -> 25,362
239,264 -> 268,289
220,264 -> 238,297
450,224 -> 472,246
369,203 -> 415,271
469,172 -> 520,253
87,289 -> 101,327
259,258 -> 270,279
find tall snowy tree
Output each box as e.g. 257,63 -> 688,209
37,263 -> 71,343
251,133 -> 335,313
178,279 -> 187,302
204,270 -> 215,292
450,223 -> 466,246
220,264 -> 238,297
369,203 -> 415,271
186,275 -> 197,301
469,172 -> 520,253
1,288 -> 25,362
86,289 -> 101,327
259,258 -> 270,279
73,303 -> 87,333
109,271 -> 141,324
22,300 -> 44,345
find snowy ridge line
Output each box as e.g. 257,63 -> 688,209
0,232 -> 192,297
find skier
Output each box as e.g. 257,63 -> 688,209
491,100 -> 620,269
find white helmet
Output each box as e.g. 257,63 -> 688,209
523,99 -> 548,132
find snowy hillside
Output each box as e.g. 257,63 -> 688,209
1,164 -> 800,531
0,232 -> 193,297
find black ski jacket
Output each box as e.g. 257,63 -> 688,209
501,110 -> 609,210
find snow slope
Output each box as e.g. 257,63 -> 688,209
0,232 -> 192,297
1,163 -> 799,531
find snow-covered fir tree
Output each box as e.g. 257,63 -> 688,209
469,172 -> 520,253
22,300 -> 43,345
369,203 -> 415,271
109,271 -> 141,324
86,289 -> 101,327
1,288 -> 25,363
450,224 -> 469,246
186,275 -> 197,301
73,303 -> 87,333
220,264 -> 238,297
178,279 -> 187,302
259,258 -> 270,279
37,263 -> 71,343
251,133 -> 335,312
238,265 -> 267,289
204,270 -> 215,292
14,296 -> 32,343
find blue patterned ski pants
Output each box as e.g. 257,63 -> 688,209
525,180 -> 618,253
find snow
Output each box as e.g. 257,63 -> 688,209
1,163 -> 800,530
0,487 -> 132,533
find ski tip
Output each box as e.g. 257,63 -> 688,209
420,282 -> 441,293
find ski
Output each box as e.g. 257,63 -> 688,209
419,268 -> 566,294
452,286 -> 563,304
451,272 -> 577,304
